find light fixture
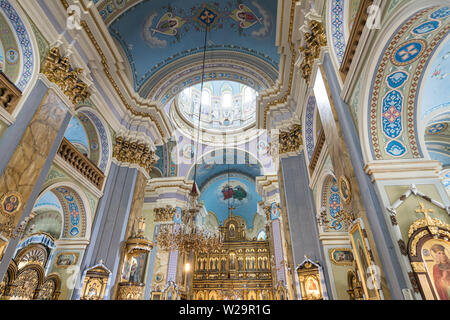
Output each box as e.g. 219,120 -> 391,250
155,26 -> 223,255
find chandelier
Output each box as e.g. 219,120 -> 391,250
155,182 -> 223,254
155,26 -> 223,254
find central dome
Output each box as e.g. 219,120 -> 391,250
175,80 -> 257,132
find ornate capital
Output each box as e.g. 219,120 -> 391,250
42,47 -> 90,105
113,136 -> 158,175
279,124 -> 303,155
299,20 -> 327,83
154,205 -> 177,222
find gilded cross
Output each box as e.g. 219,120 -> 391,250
201,11 -> 215,24
415,202 -> 434,225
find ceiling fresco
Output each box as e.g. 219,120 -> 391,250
420,34 -> 450,120
199,173 -> 262,229
108,0 -> 279,92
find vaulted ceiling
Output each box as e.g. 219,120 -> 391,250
98,0 -> 280,101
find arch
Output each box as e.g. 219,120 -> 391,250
360,1 -> 450,163
37,182 -> 93,241
76,106 -> 113,174
315,172 -> 344,232
0,0 -> 39,106
326,0 -> 348,70
9,263 -> 45,300
24,190 -> 64,240
37,273 -> 62,300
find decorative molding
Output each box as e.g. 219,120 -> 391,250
42,47 -> 90,105
299,20 -> 327,84
278,124 -> 303,155
112,136 -> 158,175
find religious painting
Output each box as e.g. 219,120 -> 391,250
329,248 -> 354,266
339,176 -> 351,204
121,252 -> 148,284
421,239 -> 450,300
297,261 -> 323,300
349,221 -> 381,300
55,252 -> 78,268
0,191 -> 23,216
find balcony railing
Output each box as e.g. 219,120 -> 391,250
58,137 -> 105,189
339,0 -> 373,81
309,129 -> 326,176
0,71 -> 22,114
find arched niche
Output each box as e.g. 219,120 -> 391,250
360,2 -> 450,163
316,173 -> 344,232
35,183 -> 93,241
23,190 -> 64,240
63,107 -> 112,174
76,106 -> 113,174
0,0 -> 39,96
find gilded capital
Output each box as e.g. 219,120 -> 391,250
279,124 -> 303,155
42,47 -> 90,105
299,20 -> 327,83
154,205 -> 177,222
113,136 -> 158,175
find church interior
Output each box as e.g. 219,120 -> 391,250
0,0 -> 448,301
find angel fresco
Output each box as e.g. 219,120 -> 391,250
151,12 -> 185,37
231,4 -> 262,29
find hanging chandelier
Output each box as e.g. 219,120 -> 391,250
155,26 -> 223,254
155,182 -> 223,254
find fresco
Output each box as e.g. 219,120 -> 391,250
108,0 -> 279,91
199,173 -> 261,229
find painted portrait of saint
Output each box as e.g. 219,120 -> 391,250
2,193 -> 21,215
422,239 -> 450,300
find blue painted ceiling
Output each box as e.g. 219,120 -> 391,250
199,173 -> 261,229
108,0 -> 279,92
420,37 -> 449,120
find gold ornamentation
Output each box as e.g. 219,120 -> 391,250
117,282 -> 145,300
297,260 -> 323,300
411,262 -> 426,273
278,124 -> 303,154
339,176 -> 352,204
154,205 -> 177,222
113,136 -> 158,174
408,203 -> 450,239
42,47 -> 90,105
299,20 -> 327,83
9,268 -> 39,300
37,280 -> 56,300
80,264 -> 111,300
410,230 -> 428,257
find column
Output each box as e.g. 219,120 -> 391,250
316,52 -> 409,299
72,136 -> 156,300
279,151 -> 333,299
0,88 -> 72,281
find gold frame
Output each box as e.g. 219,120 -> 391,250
329,248 -> 354,266
54,252 -> 79,268
0,191 -> 23,216
349,221 -> 381,300
339,176 -> 351,204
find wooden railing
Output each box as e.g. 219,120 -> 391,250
339,0 -> 374,81
0,71 -> 22,114
58,137 -> 105,189
309,129 -> 326,176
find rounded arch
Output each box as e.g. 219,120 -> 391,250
0,0 -> 40,112
359,1 -> 450,164
76,106 -> 113,175
185,147 -> 265,184
37,182 -> 93,241
315,171 -> 344,232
